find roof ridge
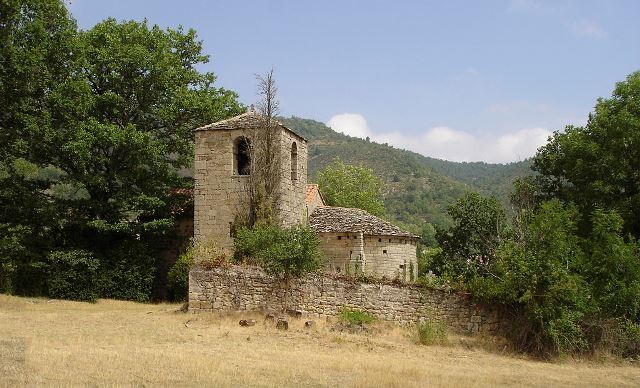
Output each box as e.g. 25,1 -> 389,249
309,206 -> 419,238
193,111 -> 305,141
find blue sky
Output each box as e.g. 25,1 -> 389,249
68,0 -> 640,163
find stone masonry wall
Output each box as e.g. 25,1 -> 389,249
275,130 -> 307,227
363,236 -> 418,281
318,232 -> 362,274
318,233 -> 418,281
194,127 -> 307,252
194,129 -> 249,252
189,266 -> 503,335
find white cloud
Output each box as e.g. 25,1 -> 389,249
326,113 -> 373,138
327,113 -> 552,164
570,18 -> 607,39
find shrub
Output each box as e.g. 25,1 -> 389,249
47,249 -> 100,302
620,320 -> 640,358
234,224 -> 322,277
339,307 -> 376,325
192,238 -> 229,270
167,248 -> 194,302
96,240 -> 155,302
417,319 -> 448,345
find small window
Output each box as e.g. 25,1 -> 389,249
383,250 -> 388,254
346,235 -> 350,239
233,137 -> 251,175
353,235 -> 357,239
338,236 -> 342,240
389,239 -> 392,243
378,238 -> 381,242
291,142 -> 298,181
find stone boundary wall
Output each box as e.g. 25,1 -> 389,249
189,266 -> 503,334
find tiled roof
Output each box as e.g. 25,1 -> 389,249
194,110 -> 306,141
305,184 -> 324,205
309,206 -> 419,239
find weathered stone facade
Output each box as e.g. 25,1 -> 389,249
310,206 -> 419,280
275,128 -> 308,227
193,111 -> 307,252
193,110 -> 418,279
194,128 -> 249,251
363,235 -> 418,280
316,233 -> 417,281
189,265 -> 503,334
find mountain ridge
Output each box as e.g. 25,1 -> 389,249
280,116 -> 533,231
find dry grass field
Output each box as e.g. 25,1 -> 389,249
0,294 -> 638,387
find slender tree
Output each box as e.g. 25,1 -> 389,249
242,68 -> 283,227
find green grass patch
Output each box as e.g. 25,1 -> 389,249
417,320 -> 448,345
339,307 -> 376,325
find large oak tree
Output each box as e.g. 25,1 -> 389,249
0,0 -> 243,298
533,71 -> 640,238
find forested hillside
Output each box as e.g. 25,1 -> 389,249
281,117 -> 533,230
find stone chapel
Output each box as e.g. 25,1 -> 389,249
193,109 -> 418,281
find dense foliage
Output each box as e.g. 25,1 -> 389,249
533,71 -> 640,239
434,193 -> 507,277
0,0 -> 242,300
433,72 -> 640,356
234,224 -> 322,278
167,246 -> 195,302
317,159 -> 385,216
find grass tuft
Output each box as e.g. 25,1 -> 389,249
417,320 -> 448,346
338,307 -> 376,325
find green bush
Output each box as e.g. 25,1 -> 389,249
96,241 -> 156,302
47,250 -> 100,302
467,201 -> 591,355
234,224 -> 322,277
620,320 -> 640,357
167,248 -> 194,302
417,320 -> 448,345
339,307 -> 376,325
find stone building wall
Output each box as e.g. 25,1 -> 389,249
274,130 -> 307,227
317,232 -> 418,280
363,236 -> 418,281
317,232 -> 363,274
189,265 -> 503,334
194,126 -> 307,252
194,129 -> 248,251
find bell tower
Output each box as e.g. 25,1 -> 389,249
193,110 -> 307,252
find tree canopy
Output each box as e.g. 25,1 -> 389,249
434,193 -> 507,277
0,0 -> 242,299
433,71 -> 640,357
316,158 -> 385,216
533,71 -> 640,238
